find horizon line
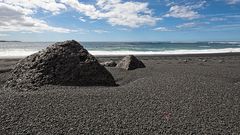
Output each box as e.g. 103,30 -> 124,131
1,40 -> 240,43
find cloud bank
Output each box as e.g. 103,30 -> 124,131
0,1 -> 74,33
0,0 -> 160,33
61,0 -> 160,28
0,0 -> 239,34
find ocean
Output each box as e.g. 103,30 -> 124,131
0,41 -> 240,58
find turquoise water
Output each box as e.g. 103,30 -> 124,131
0,41 -> 240,58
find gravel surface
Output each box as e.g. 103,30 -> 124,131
0,54 -> 240,134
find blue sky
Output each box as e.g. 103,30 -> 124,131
0,0 -> 240,42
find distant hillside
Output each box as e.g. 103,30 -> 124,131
0,40 -> 21,42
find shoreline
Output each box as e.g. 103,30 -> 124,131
1,52 -> 240,60
95,52 -> 240,58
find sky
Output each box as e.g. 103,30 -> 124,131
0,0 -> 240,42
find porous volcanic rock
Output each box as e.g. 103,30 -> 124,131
4,40 -> 116,91
116,55 -> 145,70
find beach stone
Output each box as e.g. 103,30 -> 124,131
4,40 -> 116,91
202,59 -> 207,62
218,60 -> 224,63
183,59 -> 188,63
116,55 -> 145,70
100,60 -> 117,67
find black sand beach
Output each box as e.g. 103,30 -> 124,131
0,53 -> 240,134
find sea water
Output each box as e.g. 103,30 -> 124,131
0,41 -> 240,58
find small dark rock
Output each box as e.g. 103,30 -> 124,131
183,59 -> 188,63
116,55 -> 145,70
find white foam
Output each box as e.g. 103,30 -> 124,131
0,49 -> 37,58
0,48 -> 240,58
208,41 -> 240,44
91,48 -> 240,56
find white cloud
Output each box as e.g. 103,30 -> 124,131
210,17 -> 226,21
60,0 -> 99,19
176,22 -> 198,28
2,0 -> 67,15
189,1 -> 207,9
79,17 -> 86,22
164,1 -> 206,20
226,0 -> 240,4
164,5 -> 200,20
176,22 -> 209,29
93,29 -> 109,34
0,2 -> 74,33
153,27 -> 172,32
215,0 -> 240,4
0,0 -> 160,31
62,0 -> 160,28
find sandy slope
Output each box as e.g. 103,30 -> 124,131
0,54 -> 240,134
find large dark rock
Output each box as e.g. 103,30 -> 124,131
4,40 -> 116,91
116,55 -> 145,70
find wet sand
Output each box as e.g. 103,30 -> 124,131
0,53 -> 240,134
